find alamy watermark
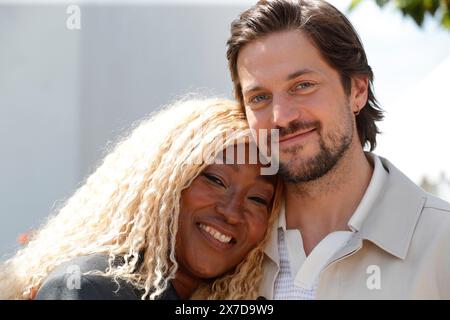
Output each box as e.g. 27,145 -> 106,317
66,5 -> 81,30
66,264 -> 81,290
366,264 -> 381,290
186,128 -> 280,175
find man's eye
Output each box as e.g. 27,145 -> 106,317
295,82 -> 315,90
202,173 -> 225,187
248,196 -> 269,206
250,94 -> 269,104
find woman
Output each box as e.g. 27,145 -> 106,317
0,98 -> 282,300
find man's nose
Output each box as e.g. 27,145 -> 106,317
272,94 -> 301,128
216,193 -> 245,225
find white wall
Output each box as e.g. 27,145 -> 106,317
0,5 -> 81,258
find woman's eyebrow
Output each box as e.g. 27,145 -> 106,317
223,164 -> 275,185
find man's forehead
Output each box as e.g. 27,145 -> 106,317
237,30 -> 317,64
236,31 -> 326,87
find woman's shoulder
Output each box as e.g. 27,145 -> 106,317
34,254 -> 142,300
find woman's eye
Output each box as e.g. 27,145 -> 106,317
202,173 -> 226,187
248,196 -> 269,206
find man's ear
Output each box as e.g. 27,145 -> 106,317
351,76 -> 369,114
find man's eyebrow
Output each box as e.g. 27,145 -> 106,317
242,68 -> 315,95
242,85 -> 264,96
286,68 -> 315,80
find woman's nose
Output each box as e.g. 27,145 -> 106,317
216,193 -> 245,224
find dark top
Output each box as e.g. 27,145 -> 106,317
35,254 -> 180,300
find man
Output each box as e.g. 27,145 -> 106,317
226,0 -> 450,299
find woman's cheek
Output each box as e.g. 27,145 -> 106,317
249,217 -> 269,243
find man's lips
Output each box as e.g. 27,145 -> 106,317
279,128 -> 317,145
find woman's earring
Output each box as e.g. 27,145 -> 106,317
354,106 -> 360,116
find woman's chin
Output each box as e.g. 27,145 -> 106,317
190,263 -> 233,280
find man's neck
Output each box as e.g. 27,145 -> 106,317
284,145 -> 373,256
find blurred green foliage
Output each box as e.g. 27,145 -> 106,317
349,0 -> 450,29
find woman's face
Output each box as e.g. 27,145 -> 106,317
175,161 -> 276,283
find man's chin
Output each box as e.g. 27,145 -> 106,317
279,146 -> 318,165
278,149 -> 334,183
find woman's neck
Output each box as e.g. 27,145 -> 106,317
172,269 -> 202,299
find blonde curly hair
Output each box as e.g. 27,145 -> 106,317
0,97 -> 282,300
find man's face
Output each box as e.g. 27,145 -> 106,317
237,30 -> 361,183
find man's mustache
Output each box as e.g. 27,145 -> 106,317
277,120 -> 321,139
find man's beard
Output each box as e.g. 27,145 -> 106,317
278,117 -> 353,184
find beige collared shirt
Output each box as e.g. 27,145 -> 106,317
260,154 -> 450,299
274,154 -> 388,297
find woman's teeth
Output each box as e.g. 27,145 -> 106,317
199,223 -> 232,244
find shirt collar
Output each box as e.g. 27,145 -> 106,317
347,153 -> 388,232
278,203 -> 287,231
357,156 -> 426,259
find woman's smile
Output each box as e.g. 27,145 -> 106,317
197,222 -> 235,249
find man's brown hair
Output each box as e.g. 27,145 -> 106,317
226,0 -> 384,151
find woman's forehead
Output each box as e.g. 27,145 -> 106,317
214,143 -> 270,166
206,162 -> 276,186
